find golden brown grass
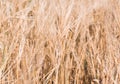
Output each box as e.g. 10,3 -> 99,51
0,0 -> 120,84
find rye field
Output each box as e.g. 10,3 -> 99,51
0,0 -> 120,84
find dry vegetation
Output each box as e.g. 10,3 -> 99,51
0,0 -> 120,84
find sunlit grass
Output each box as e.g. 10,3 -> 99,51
0,0 -> 120,84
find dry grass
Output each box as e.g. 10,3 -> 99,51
0,0 -> 120,84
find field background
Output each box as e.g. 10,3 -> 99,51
0,0 -> 120,84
